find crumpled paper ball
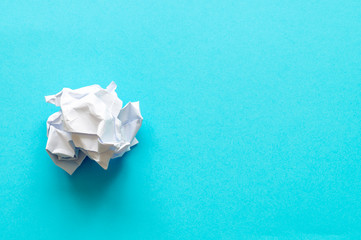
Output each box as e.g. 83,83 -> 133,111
45,82 -> 143,174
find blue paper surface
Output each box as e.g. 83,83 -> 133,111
0,1 -> 361,239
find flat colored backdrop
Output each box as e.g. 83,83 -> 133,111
0,1 -> 360,239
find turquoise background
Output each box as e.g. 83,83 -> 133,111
1,1 -> 361,239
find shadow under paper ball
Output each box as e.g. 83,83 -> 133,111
65,150 -> 133,205
54,124 -> 151,212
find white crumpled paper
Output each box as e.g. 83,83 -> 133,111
45,82 -> 143,174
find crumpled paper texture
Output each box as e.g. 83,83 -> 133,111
45,82 -> 143,174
